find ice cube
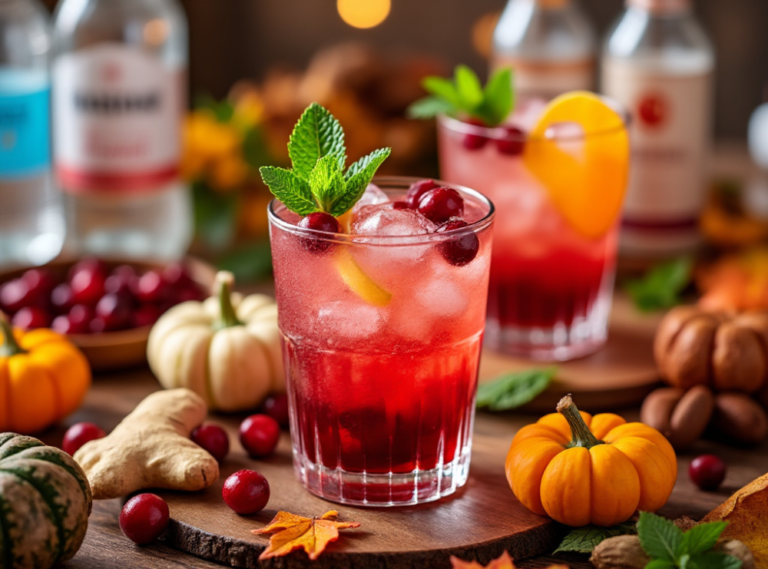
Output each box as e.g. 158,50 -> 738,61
315,300 -> 383,341
351,183 -> 389,214
352,205 -> 437,240
412,270 -> 469,318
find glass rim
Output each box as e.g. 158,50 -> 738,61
267,176 -> 495,246
438,95 -> 630,143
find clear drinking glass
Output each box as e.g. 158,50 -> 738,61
438,99 -> 628,361
268,177 -> 494,506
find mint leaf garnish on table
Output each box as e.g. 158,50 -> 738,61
476,367 -> 556,411
408,65 -> 515,127
625,257 -> 693,313
555,522 -> 637,554
259,102 -> 391,217
638,512 -> 741,569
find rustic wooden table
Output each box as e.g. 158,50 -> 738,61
43,366 -> 768,569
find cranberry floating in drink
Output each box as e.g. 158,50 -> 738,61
262,103 -> 494,506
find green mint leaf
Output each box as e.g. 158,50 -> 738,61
691,552 -> 742,569
625,257 -> 693,313
407,96 -> 455,120
476,368 -> 556,411
680,554 -> 692,569
423,76 -> 462,108
478,68 -> 514,127
331,147 -> 392,217
259,166 -> 317,216
638,512 -> 684,563
646,560 -> 677,569
288,103 -> 346,180
678,522 -> 729,558
309,154 -> 346,213
554,522 -> 636,554
454,65 -> 484,111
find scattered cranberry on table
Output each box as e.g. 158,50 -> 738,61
222,469 -> 270,515
262,394 -> 290,430
62,422 -> 106,456
689,454 -> 727,490
119,493 -> 170,545
191,423 -> 230,462
239,414 -> 281,458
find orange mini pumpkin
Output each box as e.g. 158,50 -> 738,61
505,396 -> 677,527
0,313 -> 91,434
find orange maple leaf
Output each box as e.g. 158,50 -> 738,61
251,510 -> 360,560
451,552 -> 568,569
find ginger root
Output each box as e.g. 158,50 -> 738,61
74,388 -> 219,499
591,535 -> 754,569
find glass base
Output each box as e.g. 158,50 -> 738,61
484,320 -> 607,362
293,447 -> 472,507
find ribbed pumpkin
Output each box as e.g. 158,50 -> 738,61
0,314 -> 91,433
505,396 -> 677,527
0,432 -> 93,569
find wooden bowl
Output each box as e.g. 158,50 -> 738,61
0,257 -> 217,372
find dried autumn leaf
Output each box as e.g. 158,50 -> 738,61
450,551 -> 569,569
703,472 -> 768,569
251,509 -> 360,560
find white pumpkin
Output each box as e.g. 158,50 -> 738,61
147,271 -> 284,412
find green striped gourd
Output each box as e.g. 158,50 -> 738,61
0,433 -> 92,569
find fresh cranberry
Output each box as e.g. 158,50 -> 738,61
162,262 -> 194,288
22,268 -> 56,302
262,394 -> 290,429
135,271 -> 169,304
689,455 -> 727,491
436,220 -> 480,267
12,306 -> 51,330
405,179 -> 439,209
50,283 -> 74,314
391,201 -> 409,210
297,212 -> 342,254
105,265 -> 137,296
94,293 -> 131,331
119,493 -> 170,545
222,470 -> 270,515
462,119 -> 489,151
0,279 -> 33,313
52,315 -> 74,334
496,126 -> 526,156
418,188 -> 465,224
62,422 -> 106,455
191,423 -> 230,462
68,258 -> 108,281
239,414 -> 280,458
70,266 -> 106,306
132,304 -> 162,328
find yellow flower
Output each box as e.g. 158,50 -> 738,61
210,154 -> 249,192
233,91 -> 265,129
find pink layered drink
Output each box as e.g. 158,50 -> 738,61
269,178 -> 494,506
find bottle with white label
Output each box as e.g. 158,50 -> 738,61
491,0 -> 596,101
0,0 -> 64,268
603,0 -> 714,259
52,0 -> 191,261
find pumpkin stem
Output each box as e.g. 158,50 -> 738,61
557,394 -> 602,449
213,271 -> 243,330
0,311 -> 25,357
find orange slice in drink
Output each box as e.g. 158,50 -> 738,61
523,91 -> 630,239
333,247 -> 392,307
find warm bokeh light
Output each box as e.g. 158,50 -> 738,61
337,0 -> 391,29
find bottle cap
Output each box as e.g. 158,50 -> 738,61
628,0 -> 690,12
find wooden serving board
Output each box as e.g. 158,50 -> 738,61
157,410 -> 563,569
479,295 -> 664,412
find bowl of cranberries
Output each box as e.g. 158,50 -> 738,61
0,257 -> 215,370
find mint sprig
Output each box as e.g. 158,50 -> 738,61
638,512 -> 741,569
625,257 -> 693,313
476,367 -> 555,411
408,65 -> 514,127
260,102 -> 391,217
555,522 -> 636,554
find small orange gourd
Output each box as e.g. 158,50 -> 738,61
505,395 -> 677,528
0,312 -> 91,434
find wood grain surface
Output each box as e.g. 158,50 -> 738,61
42,369 -> 768,569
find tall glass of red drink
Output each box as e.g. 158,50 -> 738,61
269,177 -> 494,506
